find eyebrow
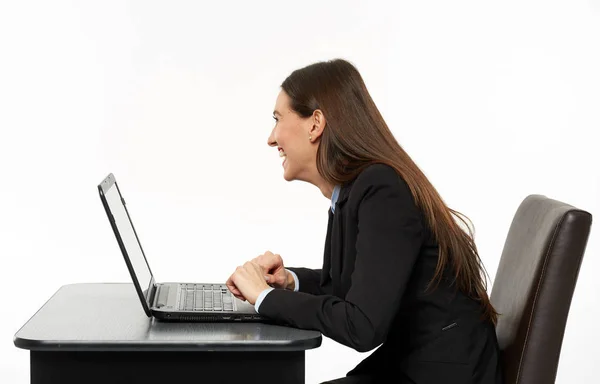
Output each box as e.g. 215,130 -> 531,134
273,110 -> 282,117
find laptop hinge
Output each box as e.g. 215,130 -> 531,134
148,283 -> 159,307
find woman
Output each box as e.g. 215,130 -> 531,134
226,59 -> 504,384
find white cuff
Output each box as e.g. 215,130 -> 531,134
286,269 -> 300,292
254,287 -> 275,313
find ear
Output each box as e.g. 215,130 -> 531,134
308,109 -> 326,142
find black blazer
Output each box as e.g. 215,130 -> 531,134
259,164 -> 504,384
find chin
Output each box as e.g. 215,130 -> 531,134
283,165 -> 296,182
283,171 -> 295,182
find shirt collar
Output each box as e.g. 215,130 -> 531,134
331,185 -> 341,213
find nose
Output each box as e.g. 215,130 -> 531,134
267,127 -> 277,147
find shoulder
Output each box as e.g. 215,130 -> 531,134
346,163 -> 414,206
354,163 -> 402,187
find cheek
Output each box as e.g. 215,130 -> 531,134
274,125 -> 286,145
277,121 -> 307,157
277,125 -> 294,149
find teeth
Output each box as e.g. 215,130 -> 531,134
279,151 -> 286,157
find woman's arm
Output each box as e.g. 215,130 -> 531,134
285,267 -> 330,295
258,165 -> 424,352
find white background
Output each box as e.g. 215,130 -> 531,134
1,1 -> 599,382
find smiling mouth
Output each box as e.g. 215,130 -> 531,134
279,148 -> 287,166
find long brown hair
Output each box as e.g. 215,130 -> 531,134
281,58 -> 498,325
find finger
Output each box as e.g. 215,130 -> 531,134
226,281 -> 242,297
226,272 -> 238,285
257,251 -> 274,262
264,251 -> 278,265
275,273 -> 287,286
226,271 -> 244,293
228,284 -> 242,295
233,293 -> 245,301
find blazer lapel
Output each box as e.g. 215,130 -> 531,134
321,209 -> 334,286
329,183 -> 352,296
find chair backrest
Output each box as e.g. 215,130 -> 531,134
490,194 -> 592,384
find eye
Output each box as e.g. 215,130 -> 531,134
272,115 -> 279,122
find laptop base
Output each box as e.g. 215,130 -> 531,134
151,282 -> 270,322
152,309 -> 269,322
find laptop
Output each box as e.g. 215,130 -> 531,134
97,173 -> 268,322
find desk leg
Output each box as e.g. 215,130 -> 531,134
31,350 -> 305,384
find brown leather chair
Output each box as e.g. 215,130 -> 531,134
490,194 -> 593,384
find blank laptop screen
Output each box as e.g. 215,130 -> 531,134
104,182 -> 153,299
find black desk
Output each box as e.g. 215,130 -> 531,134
14,283 -> 322,384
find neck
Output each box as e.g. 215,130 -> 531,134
299,173 -> 335,199
317,181 -> 335,200
294,163 -> 335,199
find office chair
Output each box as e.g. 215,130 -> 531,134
490,194 -> 592,384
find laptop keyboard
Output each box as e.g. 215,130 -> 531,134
179,284 -> 234,312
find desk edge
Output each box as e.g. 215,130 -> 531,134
14,334 -> 322,352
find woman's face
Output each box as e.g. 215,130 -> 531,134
267,90 -> 316,182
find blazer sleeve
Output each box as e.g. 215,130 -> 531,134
286,267 -> 329,295
258,166 -> 425,352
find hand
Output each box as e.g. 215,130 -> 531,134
251,251 -> 290,290
226,261 -> 270,305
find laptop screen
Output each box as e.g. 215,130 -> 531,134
100,175 -> 154,308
